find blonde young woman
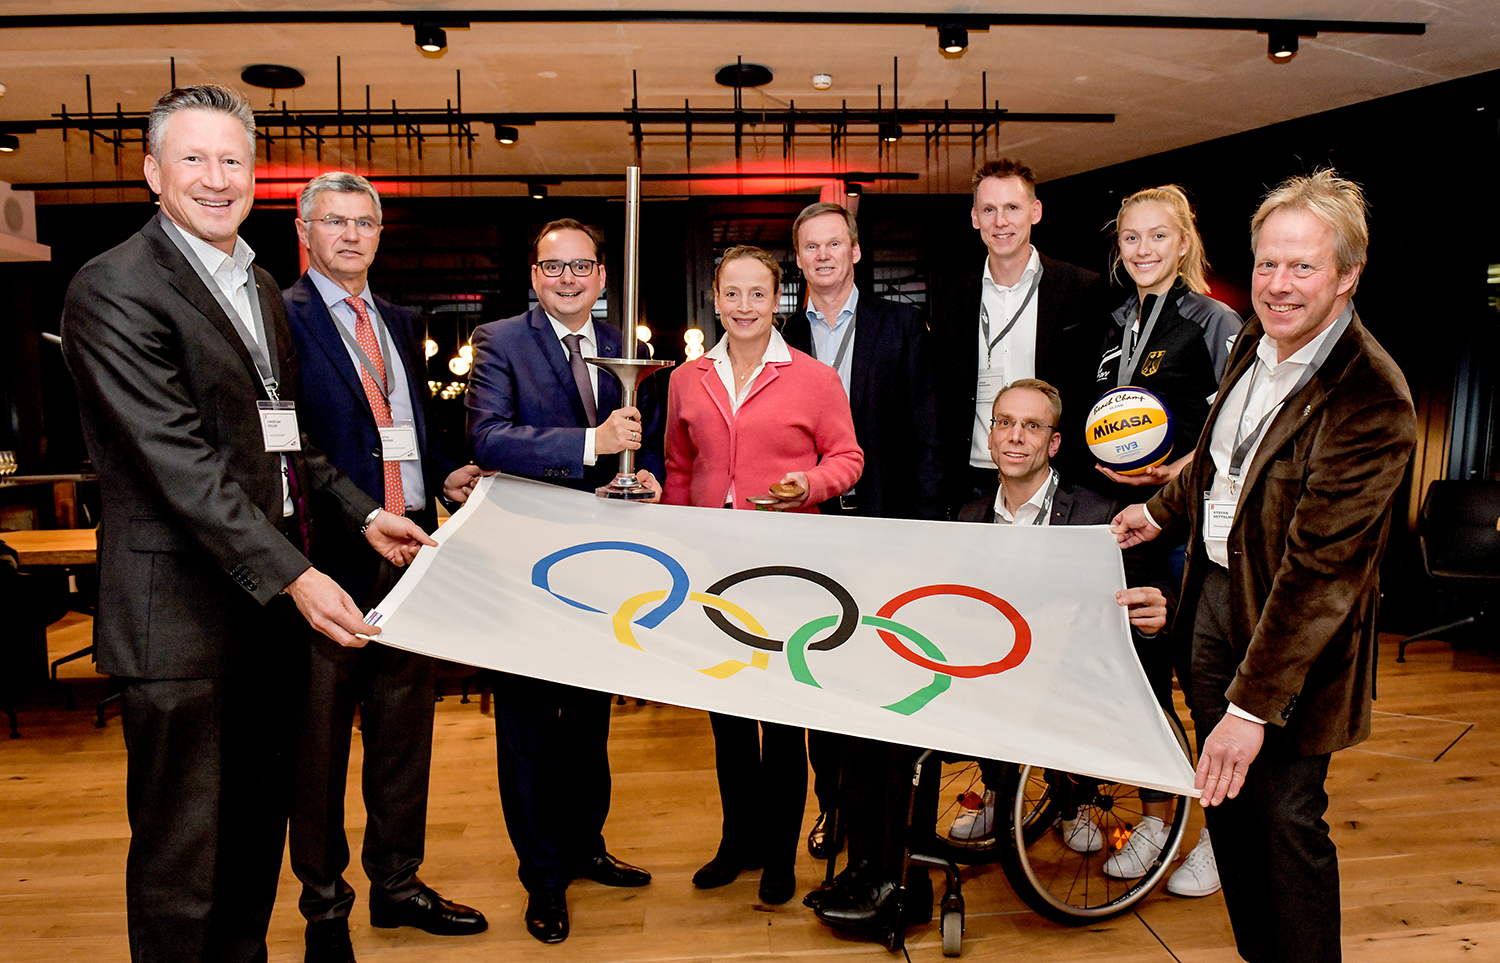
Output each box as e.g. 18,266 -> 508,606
1092,186 -> 1241,898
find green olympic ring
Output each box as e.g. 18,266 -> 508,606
786,614 -> 952,716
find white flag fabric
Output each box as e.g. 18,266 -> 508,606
368,474 -> 1197,795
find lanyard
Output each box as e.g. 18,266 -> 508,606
160,214 -> 280,400
1031,468 -> 1060,525
332,298 -> 396,401
1116,290 -> 1170,387
810,312 -> 857,378
981,261 -> 1044,366
1226,306 -> 1353,484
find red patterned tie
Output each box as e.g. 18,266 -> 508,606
345,295 -> 405,516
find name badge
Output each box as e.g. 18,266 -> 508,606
257,400 -> 301,452
379,424 -> 419,461
976,368 -> 1006,410
1204,495 -> 1236,539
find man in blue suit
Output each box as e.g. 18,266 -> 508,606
284,172 -> 486,963
465,218 -> 662,944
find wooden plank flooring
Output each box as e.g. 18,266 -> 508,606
2,616 -> 1497,961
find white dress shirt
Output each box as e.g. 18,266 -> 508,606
307,269 -> 427,510
992,474 -> 1054,527
705,327 -> 791,414
972,246 -> 1041,468
546,315 -> 601,466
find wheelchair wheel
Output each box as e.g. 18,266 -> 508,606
996,708 -> 1193,925
929,758 -> 1050,864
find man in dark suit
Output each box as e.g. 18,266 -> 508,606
780,200 -> 942,868
284,171 -> 486,962
465,218 -> 662,944
928,158 -> 1110,515
814,378 -> 1172,932
59,85 -> 435,963
1113,171 -> 1416,962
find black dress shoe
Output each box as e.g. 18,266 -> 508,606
525,889 -> 569,944
692,853 -> 743,889
369,886 -> 488,936
815,877 -> 933,929
807,811 -> 842,859
576,852 -> 652,887
758,867 -> 797,905
305,919 -> 355,963
803,859 -> 867,910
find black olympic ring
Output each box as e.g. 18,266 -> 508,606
702,566 -> 860,653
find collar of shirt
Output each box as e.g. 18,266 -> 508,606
547,314 -> 597,352
705,325 -> 791,365
307,268 -> 374,314
806,285 -> 859,330
993,474 -> 1051,525
1255,311 -> 1343,371
981,245 -> 1040,294
177,226 -> 255,283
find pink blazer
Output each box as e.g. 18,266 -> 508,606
664,347 -> 864,512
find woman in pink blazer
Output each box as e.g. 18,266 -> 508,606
664,245 -> 862,905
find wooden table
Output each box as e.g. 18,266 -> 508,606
2,528 -> 98,566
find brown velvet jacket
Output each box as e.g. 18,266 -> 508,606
1146,308 -> 1416,756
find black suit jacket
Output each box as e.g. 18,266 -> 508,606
61,216 -> 376,679
284,273 -> 453,604
959,477 -> 1177,637
929,251 -> 1110,510
782,292 -> 943,519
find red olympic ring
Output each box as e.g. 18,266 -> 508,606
874,584 -> 1031,679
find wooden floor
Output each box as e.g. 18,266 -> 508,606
3,615 -> 1498,962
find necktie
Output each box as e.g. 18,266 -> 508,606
345,296 -> 406,516
562,333 -> 599,427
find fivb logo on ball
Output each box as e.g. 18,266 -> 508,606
1086,387 -> 1174,475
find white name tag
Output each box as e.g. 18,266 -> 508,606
257,401 -> 302,452
1204,496 -> 1236,539
977,368 -> 1006,410
379,424 -> 419,461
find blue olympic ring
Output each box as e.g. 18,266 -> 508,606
531,540 -> 690,629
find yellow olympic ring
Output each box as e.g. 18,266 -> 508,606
614,590 -> 771,678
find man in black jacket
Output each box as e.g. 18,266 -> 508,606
928,159 -> 1110,515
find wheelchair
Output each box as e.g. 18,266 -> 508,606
841,706 -> 1193,956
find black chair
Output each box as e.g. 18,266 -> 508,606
1398,480 -> 1500,662
0,543 -> 71,737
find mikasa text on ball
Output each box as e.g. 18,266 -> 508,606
1086,388 -> 1174,475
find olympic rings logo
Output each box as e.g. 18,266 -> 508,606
531,541 -> 1032,715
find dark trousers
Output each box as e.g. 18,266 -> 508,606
119,635 -> 298,963
290,634 -> 437,921
1190,565 -> 1341,963
842,738 -> 939,888
808,728 -> 842,812
707,712 -> 808,873
491,672 -> 612,893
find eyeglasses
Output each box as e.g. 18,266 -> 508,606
308,214 -> 380,236
990,417 -> 1056,434
536,258 -> 599,278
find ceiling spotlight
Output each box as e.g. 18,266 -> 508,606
0,133 -> 18,152
938,24 -> 969,54
844,182 -> 863,197
414,23 -> 446,52
494,125 -> 519,144
879,122 -> 903,143
529,183 -> 548,200
240,64 -> 305,90
1268,31 -> 1298,61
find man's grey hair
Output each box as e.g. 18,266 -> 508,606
298,171 -> 383,223
147,84 -> 257,159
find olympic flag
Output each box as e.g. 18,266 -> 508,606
368,474 -> 1197,795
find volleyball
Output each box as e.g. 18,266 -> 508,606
1085,388 -> 1175,475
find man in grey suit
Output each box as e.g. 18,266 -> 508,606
60,85 -> 435,963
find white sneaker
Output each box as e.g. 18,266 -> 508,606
1167,829 -> 1220,897
946,790 -> 995,843
1102,815 -> 1169,879
1053,814 -> 1104,853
